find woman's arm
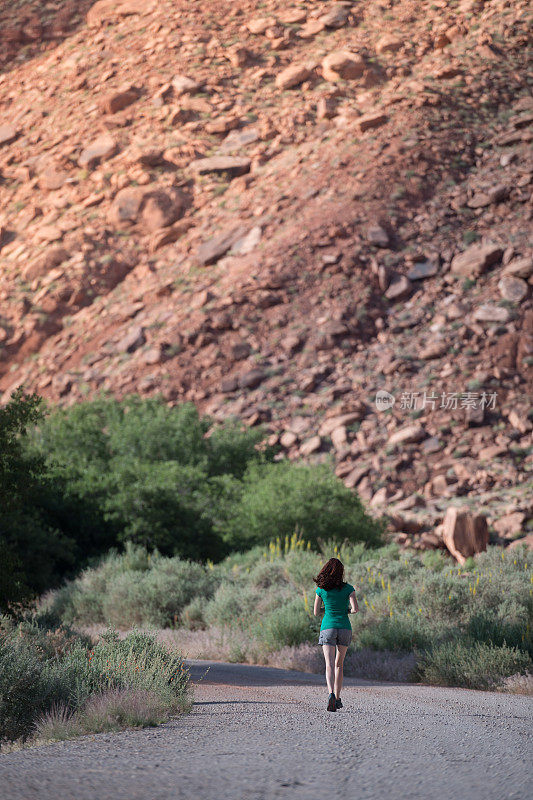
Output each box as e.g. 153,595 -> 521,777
313,594 -> 322,617
348,590 -> 359,613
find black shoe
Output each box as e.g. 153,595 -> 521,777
327,693 -> 337,712
335,697 -> 343,709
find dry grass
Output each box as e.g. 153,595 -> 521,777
34,688 -> 173,743
498,672 -> 533,696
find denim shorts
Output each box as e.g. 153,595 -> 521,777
318,628 -> 352,646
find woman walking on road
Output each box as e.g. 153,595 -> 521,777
314,557 -> 358,712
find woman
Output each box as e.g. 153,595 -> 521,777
314,557 -> 358,712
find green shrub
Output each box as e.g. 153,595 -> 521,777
418,641 -> 531,690
357,615 -> 438,652
252,598 -> 318,654
48,545 -> 215,628
0,619 -> 189,744
220,461 -> 384,550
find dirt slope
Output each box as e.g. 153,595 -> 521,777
0,0 -> 532,544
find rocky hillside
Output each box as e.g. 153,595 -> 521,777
1,0 -> 532,550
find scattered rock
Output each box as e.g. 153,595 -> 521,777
388,424 -> 425,446
357,112 -> 388,132
498,276 -> 528,303
116,325 -> 146,354
507,533 -> 533,551
239,369 -> 267,390
87,0 -> 154,27
196,227 -> 246,266
280,431 -> 298,448
493,511 -> 526,540
247,17 -> 277,35
367,224 -> 389,247
300,435 -> 322,456
99,88 -> 140,114
189,156 -> 251,177
385,275 -> 411,301
450,242 -> 502,276
473,304 -> 510,324
319,4 -> 350,28
141,188 -> 188,232
0,124 -> 19,146
442,507 -> 489,564
275,64 -> 312,90
172,75 -> 201,95
322,51 -> 365,82
503,256 -> 533,279
407,260 -> 439,280
376,34 -> 403,54
78,134 -> 116,168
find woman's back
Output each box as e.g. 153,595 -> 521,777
316,582 -> 354,630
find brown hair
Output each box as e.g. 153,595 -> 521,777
314,557 -> 345,591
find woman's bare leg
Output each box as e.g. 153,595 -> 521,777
334,645 -> 348,698
322,644 -> 336,693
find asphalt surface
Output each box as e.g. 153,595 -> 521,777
1,660 -> 532,800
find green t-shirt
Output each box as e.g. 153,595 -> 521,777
316,582 -> 355,631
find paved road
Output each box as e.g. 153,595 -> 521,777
1,660 -> 532,800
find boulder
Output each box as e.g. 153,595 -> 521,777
450,242 -> 502,277
275,64 -> 312,89
385,275 -> 411,301
442,507 -> 489,564
493,512 -> 526,539
376,34 -> 403,54
300,436 -> 322,456
247,17 -> 277,34
141,188 -> 188,232
108,187 -> 144,226
78,134 -> 116,168
322,51 -> 365,82
357,112 -> 388,132
502,256 -> 533,279
498,276 -> 528,303
507,533 -> 533,551
99,89 -> 140,114
172,75 -> 201,95
388,424 -> 425,446
87,0 -> 154,27
108,185 -> 187,229
116,325 -> 146,354
189,156 -> 251,177
367,224 -> 389,247
0,124 -> 19,146
319,4 -> 350,28
239,369 -> 266,389
196,226 -> 246,266
473,304 -> 510,324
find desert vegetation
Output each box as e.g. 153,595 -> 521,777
0,615 -> 189,748
45,538 -> 532,692
1,390 -> 381,610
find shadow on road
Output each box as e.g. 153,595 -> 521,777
186,659 -> 382,689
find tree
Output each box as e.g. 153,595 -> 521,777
219,461 -> 384,551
